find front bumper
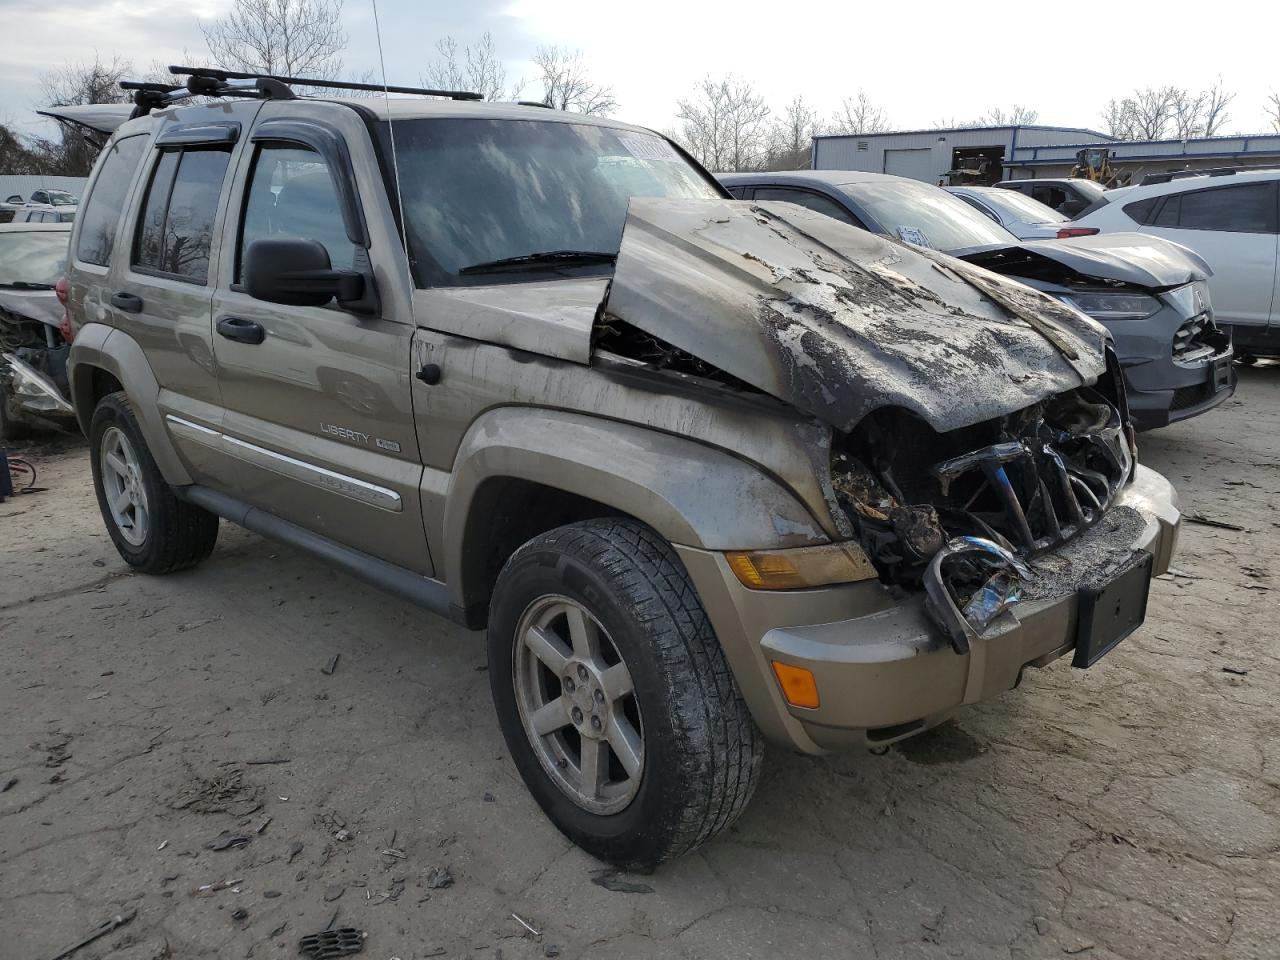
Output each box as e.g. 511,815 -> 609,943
1111,304 -> 1235,431
678,464 -> 1179,754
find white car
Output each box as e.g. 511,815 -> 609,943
1071,169 -> 1280,360
945,185 -> 1072,240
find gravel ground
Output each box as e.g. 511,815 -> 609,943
1,368 -> 1277,960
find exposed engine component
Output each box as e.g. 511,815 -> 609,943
831,382 -> 1134,651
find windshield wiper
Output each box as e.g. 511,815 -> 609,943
458,250 -> 617,276
0,281 -> 55,290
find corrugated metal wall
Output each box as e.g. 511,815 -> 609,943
0,175 -> 89,202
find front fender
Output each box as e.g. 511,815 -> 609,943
68,323 -> 192,486
442,406 -> 828,596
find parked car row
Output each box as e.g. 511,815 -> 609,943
720,170 -> 1235,431
0,189 -> 79,225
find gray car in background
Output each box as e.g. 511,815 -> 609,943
720,170 -> 1235,430
946,184 -> 1072,240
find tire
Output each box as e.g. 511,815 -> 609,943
1235,354 -> 1258,367
89,391 -> 219,574
488,518 -> 763,868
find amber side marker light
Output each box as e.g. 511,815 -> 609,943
771,661 -> 820,709
725,543 -> 876,590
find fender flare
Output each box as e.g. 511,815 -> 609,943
68,323 -> 193,485
442,406 -> 828,600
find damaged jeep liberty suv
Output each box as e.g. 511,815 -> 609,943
65,70 -> 1180,868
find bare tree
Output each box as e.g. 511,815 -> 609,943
1200,80 -> 1234,136
33,55 -> 134,175
1101,98 -> 1137,139
980,104 -> 1039,126
766,96 -> 823,170
832,91 -> 890,135
1102,82 -> 1236,140
530,47 -> 616,115
40,55 -> 132,107
1269,92 -> 1280,133
422,33 -> 513,100
200,0 -> 348,79
673,76 -> 770,172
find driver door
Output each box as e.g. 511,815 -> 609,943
203,109 -> 430,574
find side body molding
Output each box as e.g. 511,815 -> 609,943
68,323 -> 193,486
441,407 -> 828,605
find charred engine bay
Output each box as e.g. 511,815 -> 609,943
832,386 -> 1136,649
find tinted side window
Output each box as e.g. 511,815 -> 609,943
753,187 -> 857,226
956,194 -> 1001,224
76,135 -> 148,266
1153,195 -> 1180,227
1176,183 -> 1277,233
135,151 -> 180,270
132,148 -> 231,283
1122,197 -> 1159,225
238,144 -> 356,283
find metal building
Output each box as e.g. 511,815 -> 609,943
811,125 -> 1109,184
812,125 -> 1280,185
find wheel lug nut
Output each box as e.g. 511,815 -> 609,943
594,689 -> 605,704
564,677 -> 576,693
590,716 -> 602,731
577,665 -> 589,682
572,707 -> 583,724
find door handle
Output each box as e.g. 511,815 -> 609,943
110,292 -> 143,313
216,316 -> 266,345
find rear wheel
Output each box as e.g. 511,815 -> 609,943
488,518 -> 763,868
89,392 -> 219,573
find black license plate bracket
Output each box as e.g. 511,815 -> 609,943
1073,551 -> 1153,668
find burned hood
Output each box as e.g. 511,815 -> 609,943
604,198 -> 1109,433
955,231 -> 1210,290
0,288 -> 62,328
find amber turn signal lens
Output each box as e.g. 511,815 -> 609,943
725,543 -> 875,590
771,661 -> 820,709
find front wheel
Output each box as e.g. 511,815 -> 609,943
488,518 -> 763,868
89,392 -> 219,573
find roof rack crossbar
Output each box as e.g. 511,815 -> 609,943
169,65 -> 483,101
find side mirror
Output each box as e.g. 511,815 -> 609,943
243,238 -> 365,308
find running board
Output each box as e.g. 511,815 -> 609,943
177,485 -> 468,626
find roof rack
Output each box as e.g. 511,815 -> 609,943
170,65 -> 482,101
121,65 -> 483,119
1139,165 -> 1280,186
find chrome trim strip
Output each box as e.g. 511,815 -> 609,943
165,414 -> 403,512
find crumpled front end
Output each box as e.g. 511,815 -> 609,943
595,198 -> 1180,752
829,357 -> 1138,650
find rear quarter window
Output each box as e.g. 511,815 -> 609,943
1121,197 -> 1159,225
76,134 -> 148,266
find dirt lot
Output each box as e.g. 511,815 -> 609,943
2,368 -> 1278,960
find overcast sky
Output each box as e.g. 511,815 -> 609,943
3,0 -> 1277,142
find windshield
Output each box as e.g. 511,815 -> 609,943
379,118 -> 721,286
0,230 -> 69,286
975,189 -> 1068,225
847,180 -> 1017,251
47,191 -> 77,206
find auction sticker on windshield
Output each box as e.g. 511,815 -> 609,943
618,135 -> 682,162
897,226 -> 931,247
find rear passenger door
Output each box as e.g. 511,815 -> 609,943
105,120 -> 242,477
1139,181 -> 1279,328
203,106 -> 430,574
